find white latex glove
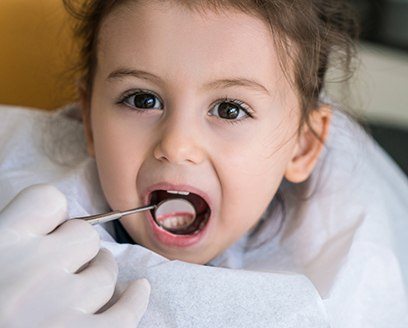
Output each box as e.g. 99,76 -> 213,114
0,184 -> 150,328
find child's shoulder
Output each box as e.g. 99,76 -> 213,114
327,107 -> 407,190
302,104 -> 408,248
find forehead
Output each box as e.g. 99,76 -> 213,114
96,1 -> 286,91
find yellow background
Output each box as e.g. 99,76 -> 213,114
0,0 -> 78,110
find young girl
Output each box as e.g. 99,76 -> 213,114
1,0 -> 407,327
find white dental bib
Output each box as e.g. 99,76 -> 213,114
0,104 -> 407,327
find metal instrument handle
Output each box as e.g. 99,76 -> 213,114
73,205 -> 156,225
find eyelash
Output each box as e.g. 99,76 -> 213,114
211,97 -> 254,124
116,89 -> 163,112
116,90 -> 254,124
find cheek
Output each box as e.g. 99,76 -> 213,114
216,119 -> 296,180
214,124 -> 296,228
90,109 -> 150,206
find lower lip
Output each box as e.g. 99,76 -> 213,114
146,210 -> 210,248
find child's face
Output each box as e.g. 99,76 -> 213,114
87,1 -> 307,263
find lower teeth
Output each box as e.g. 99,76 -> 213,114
153,205 -> 210,235
157,212 -> 208,235
159,213 -> 194,230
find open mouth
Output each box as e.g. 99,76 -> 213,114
149,190 -> 211,235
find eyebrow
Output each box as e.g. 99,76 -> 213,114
107,68 -> 162,84
204,78 -> 270,95
107,68 -> 271,95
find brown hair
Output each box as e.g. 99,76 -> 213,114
64,0 -> 359,128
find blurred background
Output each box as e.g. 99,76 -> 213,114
352,0 -> 408,51
326,0 -> 408,175
0,0 -> 407,175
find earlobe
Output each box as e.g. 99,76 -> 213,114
80,88 -> 95,158
284,105 -> 332,183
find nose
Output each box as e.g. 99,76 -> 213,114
153,114 -> 206,165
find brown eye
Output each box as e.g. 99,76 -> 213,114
123,92 -> 163,110
209,100 -> 249,121
218,102 -> 239,119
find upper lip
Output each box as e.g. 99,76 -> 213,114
143,182 -> 213,210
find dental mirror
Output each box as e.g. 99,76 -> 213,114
75,198 -> 197,232
154,198 -> 196,231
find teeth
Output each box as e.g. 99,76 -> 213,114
160,214 -> 194,230
167,190 -> 190,196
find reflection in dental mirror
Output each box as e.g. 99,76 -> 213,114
75,198 -> 196,229
154,199 -> 196,232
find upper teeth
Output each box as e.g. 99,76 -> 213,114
167,190 -> 190,196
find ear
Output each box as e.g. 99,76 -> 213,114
284,105 -> 332,183
80,86 -> 95,158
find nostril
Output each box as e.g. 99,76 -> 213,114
152,118 -> 206,164
153,141 -> 204,165
153,142 -> 167,162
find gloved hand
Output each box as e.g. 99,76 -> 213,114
0,184 -> 150,328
